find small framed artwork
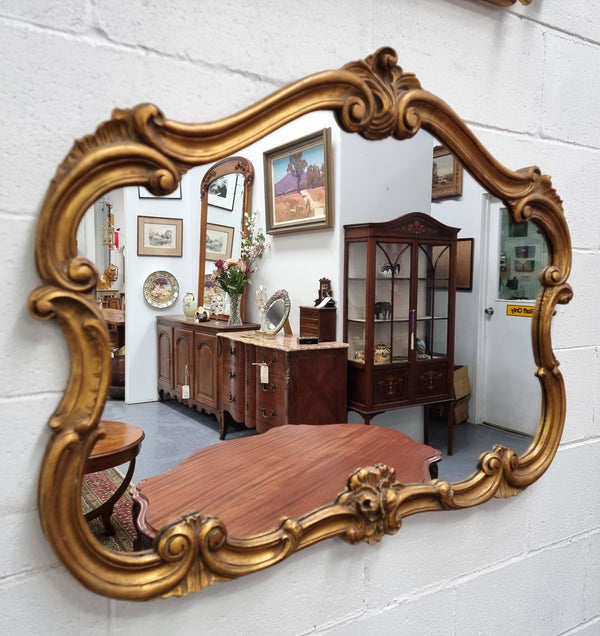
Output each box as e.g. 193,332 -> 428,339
138,183 -> 182,199
205,223 -> 234,261
432,145 -> 463,200
137,216 -> 183,257
432,238 -> 474,291
208,174 -> 238,210
264,128 -> 333,234
456,238 -> 474,291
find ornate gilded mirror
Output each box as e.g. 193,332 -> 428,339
198,156 -> 254,320
29,47 -> 571,601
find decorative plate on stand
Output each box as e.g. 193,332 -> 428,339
143,270 -> 180,309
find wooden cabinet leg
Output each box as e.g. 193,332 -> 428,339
447,403 -> 454,456
217,410 -> 229,440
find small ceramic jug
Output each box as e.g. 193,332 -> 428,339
374,342 -> 391,364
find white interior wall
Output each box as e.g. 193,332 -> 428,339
3,2 -> 599,635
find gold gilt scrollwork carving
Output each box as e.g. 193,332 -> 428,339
30,46 -> 570,600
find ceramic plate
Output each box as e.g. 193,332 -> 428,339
143,270 -> 180,309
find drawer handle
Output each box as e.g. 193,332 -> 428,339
229,344 -> 237,355
261,382 -> 277,393
228,392 -> 236,403
260,407 -> 277,419
228,369 -> 236,380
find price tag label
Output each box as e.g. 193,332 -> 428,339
260,364 -> 269,384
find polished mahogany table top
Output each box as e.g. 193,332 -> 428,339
131,424 -> 441,540
84,420 -> 145,474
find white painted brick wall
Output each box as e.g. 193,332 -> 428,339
1,1 -> 599,634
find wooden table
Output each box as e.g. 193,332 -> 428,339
102,308 -> 125,349
84,420 -> 145,535
131,424 -> 441,543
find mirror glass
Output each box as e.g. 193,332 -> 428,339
263,289 -> 291,335
198,157 -> 254,320
31,48 -> 571,599
89,122 -> 540,509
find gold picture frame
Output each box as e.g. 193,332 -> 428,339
432,144 -> 463,200
264,128 -> 333,234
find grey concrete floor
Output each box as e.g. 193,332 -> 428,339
102,398 -> 531,485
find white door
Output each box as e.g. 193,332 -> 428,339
474,195 -> 544,436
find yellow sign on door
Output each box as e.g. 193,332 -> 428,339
506,304 -> 534,317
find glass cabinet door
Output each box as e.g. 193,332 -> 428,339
346,241 -> 367,361
415,243 -> 451,359
374,241 -> 411,364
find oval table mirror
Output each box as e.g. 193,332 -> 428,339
263,289 -> 291,336
28,47 -> 572,601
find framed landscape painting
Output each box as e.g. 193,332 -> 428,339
137,216 -> 183,257
205,223 -> 234,261
432,144 -> 463,200
264,128 -> 333,234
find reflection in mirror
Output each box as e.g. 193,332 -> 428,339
199,156 -> 254,321
87,123 -> 541,540
263,289 -> 291,335
30,48 -> 572,600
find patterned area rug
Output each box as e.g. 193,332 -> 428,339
81,467 -> 136,552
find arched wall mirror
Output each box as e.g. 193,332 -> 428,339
198,156 -> 254,320
29,47 -> 572,601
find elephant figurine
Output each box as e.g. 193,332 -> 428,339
374,301 -> 392,320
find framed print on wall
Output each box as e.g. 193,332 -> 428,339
208,173 -> 238,210
264,128 -> 333,234
138,183 -> 182,199
432,238 -> 474,291
137,216 -> 183,256
456,238 -> 474,291
205,223 -> 234,261
432,144 -> 463,200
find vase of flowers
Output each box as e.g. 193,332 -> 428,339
211,210 -> 269,325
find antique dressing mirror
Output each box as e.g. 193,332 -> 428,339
29,47 -> 571,600
263,289 -> 291,335
199,156 -> 254,321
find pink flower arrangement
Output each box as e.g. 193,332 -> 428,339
211,258 -> 252,295
211,210 -> 270,295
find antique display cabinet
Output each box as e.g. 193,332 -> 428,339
344,212 -> 459,423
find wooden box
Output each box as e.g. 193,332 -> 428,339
453,365 -> 471,399
299,306 -> 336,342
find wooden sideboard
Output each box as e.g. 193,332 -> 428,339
156,316 -> 258,434
218,332 -> 348,437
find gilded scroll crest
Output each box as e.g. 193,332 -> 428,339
338,47 -> 421,141
337,464 -> 404,545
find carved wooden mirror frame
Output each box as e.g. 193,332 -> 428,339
29,47 -> 571,600
198,155 -> 254,321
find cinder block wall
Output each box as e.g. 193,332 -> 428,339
1,2 -> 598,634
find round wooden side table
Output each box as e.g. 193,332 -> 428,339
83,420 -> 145,535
